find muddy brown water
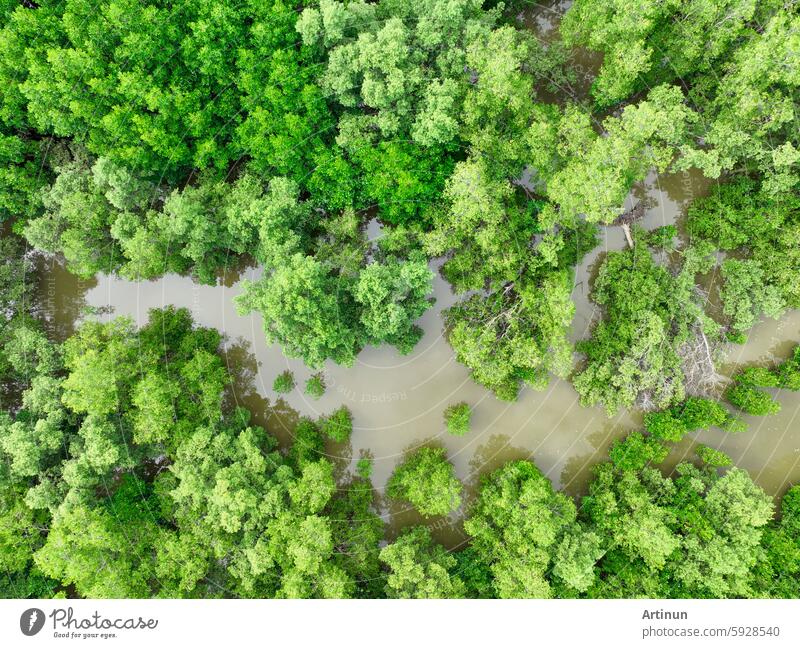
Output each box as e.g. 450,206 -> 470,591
37,166 -> 800,548
31,2 -> 800,546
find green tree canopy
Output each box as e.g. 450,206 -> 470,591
380,526 -> 465,599
574,231 -> 719,414
387,447 -> 462,516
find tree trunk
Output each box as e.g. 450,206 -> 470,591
622,223 -> 634,249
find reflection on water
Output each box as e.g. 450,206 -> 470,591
32,255 -> 98,342
521,0 -> 601,106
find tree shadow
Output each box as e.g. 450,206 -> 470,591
220,336 -> 305,451
465,433 -> 532,493
31,255 -> 98,342
375,436 -> 470,549
215,254 -> 257,288
558,422 -> 628,501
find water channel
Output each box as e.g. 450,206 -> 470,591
35,165 -> 800,548
30,1 -> 800,547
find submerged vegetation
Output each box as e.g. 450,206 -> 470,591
1,0 -> 799,599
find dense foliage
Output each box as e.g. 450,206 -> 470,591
305,373 -> 326,399
724,349 -> 800,416
688,179 -> 800,340
2,0 -> 800,602
0,232 -> 39,404
574,228 -> 719,413
2,0 -> 796,397
444,402 -> 471,436
0,308 -> 382,598
386,447 -> 462,516
0,307 -> 798,598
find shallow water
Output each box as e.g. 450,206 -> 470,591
31,0 -> 800,546
37,164 -> 800,547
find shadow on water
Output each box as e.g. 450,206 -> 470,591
215,254 -> 257,288
326,436 -> 355,485
558,422 -> 630,499
375,438 -> 470,548
224,340 -> 357,480
383,499 -> 469,550
466,434 -> 532,491
65,250 -> 800,538
520,0 -> 602,106
220,337 -> 305,453
33,256 -> 97,342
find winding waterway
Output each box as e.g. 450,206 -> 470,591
29,0 -> 800,547
34,165 -> 800,548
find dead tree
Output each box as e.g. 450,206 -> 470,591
612,202 -> 645,249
